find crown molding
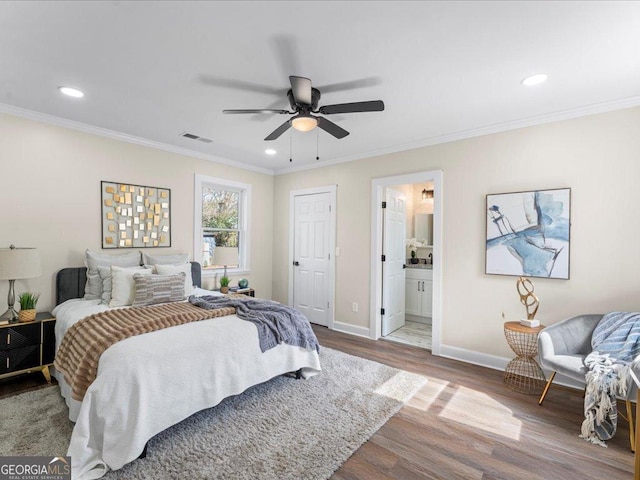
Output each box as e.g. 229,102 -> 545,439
3,95 -> 639,178
274,95 -> 640,175
0,103 -> 275,176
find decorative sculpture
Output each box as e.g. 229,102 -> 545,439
516,276 -> 539,321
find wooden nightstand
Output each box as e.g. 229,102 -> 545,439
0,312 -> 56,383
228,287 -> 255,297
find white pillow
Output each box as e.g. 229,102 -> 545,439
98,265 -> 149,305
84,250 -> 141,300
142,252 -> 189,267
109,265 -> 152,307
155,263 -> 194,296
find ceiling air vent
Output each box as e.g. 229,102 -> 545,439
180,132 -> 213,143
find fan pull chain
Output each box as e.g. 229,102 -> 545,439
289,131 -> 293,162
316,129 -> 320,161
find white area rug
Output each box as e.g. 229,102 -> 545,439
0,347 -> 426,480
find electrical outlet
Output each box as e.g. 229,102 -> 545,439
352,302 -> 359,313
335,247 -> 341,256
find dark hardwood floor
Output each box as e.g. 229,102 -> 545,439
0,371 -> 57,400
0,326 -> 634,479
312,325 -> 634,480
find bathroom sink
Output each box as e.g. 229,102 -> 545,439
406,263 -> 432,269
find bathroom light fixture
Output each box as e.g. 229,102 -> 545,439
58,86 -> 84,98
521,74 -> 548,86
422,189 -> 434,200
291,114 -> 318,132
264,149 -> 277,155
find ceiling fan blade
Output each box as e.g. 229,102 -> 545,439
223,109 -> 290,114
199,75 -> 281,95
289,76 -> 312,105
317,117 -> 349,139
272,35 -> 300,78
316,77 -> 381,93
319,100 -> 385,115
265,120 -> 291,141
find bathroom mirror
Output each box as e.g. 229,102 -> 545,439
415,213 -> 433,246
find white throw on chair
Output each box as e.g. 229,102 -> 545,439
538,314 -> 637,451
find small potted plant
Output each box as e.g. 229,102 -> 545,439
406,238 -> 421,264
18,292 -> 39,322
219,276 -> 230,294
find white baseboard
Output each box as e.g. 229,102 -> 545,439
439,344 -> 510,372
439,344 -> 585,391
405,314 -> 432,325
333,321 -> 371,339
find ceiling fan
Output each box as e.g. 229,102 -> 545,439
223,76 -> 384,141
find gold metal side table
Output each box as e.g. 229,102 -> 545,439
503,321 -> 546,395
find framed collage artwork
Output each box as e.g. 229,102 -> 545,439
101,181 -> 171,248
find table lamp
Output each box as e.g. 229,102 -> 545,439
213,246 -> 239,279
0,245 -> 42,321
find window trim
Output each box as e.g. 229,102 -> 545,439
194,174 -> 251,276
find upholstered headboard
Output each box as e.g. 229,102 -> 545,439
56,261 -> 203,305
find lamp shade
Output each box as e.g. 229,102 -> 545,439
213,246 -> 239,267
0,246 -> 41,280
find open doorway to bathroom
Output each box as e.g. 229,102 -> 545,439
383,182 -> 434,349
370,170 -> 442,355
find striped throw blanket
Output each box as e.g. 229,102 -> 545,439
54,302 -> 236,401
580,312 -> 640,446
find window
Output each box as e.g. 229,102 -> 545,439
194,174 -> 251,273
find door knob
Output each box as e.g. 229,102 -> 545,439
293,261 -> 300,266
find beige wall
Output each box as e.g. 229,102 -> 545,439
3,106 -> 639,361
273,107 -> 640,358
0,113 -> 274,312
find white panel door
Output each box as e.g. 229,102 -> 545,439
293,192 -> 331,326
382,188 -> 406,336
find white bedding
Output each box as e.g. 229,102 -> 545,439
52,288 -> 322,480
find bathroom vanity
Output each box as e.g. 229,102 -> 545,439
405,265 -> 433,321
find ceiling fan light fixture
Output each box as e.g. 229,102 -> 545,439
521,73 -> 548,86
291,115 -> 318,132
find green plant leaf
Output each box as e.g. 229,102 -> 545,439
18,292 -> 39,310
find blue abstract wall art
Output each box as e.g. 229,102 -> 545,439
486,188 -> 570,279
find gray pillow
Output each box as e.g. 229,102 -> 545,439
132,272 -> 186,307
142,252 -> 189,267
84,250 -> 141,300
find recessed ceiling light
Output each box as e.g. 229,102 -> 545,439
521,74 -> 548,86
265,149 -> 277,155
58,86 -> 84,98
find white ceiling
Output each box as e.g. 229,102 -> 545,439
1,1 -> 639,174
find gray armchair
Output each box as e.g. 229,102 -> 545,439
538,314 -> 636,450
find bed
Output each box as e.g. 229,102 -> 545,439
52,262 -> 321,480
